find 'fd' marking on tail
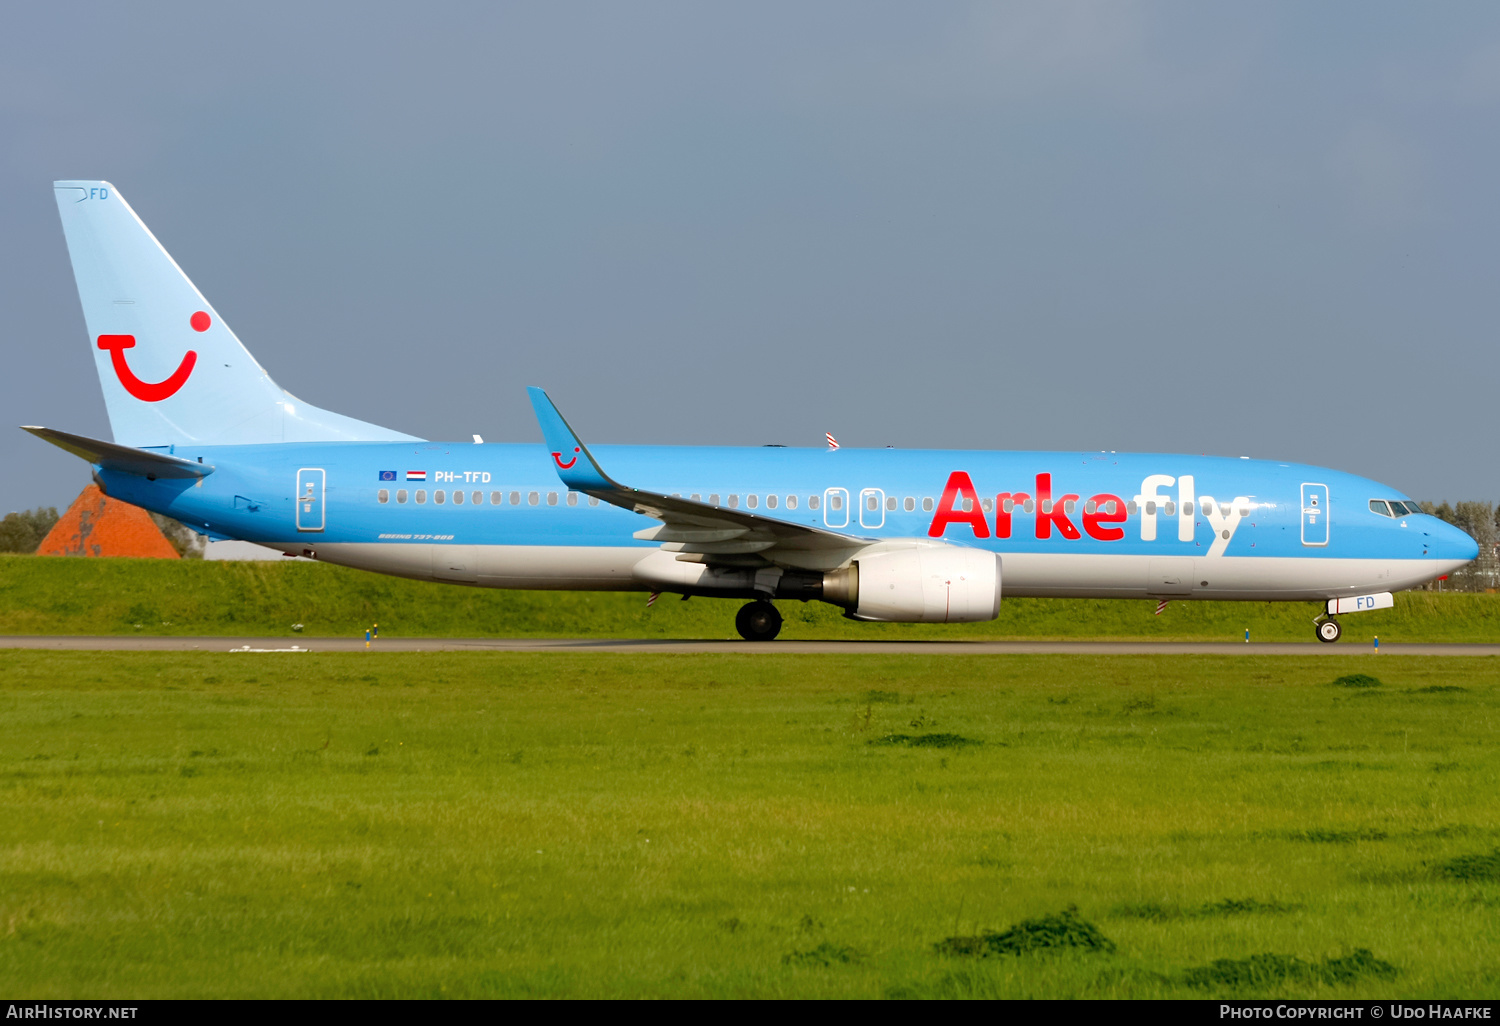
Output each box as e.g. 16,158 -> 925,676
96,335 -> 197,402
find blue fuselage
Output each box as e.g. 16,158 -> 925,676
98,441 -> 1477,603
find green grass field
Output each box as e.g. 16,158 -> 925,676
2,554 -> 1498,642
2,651 -> 1497,998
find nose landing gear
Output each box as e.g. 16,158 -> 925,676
736,601 -> 783,642
1315,617 -> 1342,643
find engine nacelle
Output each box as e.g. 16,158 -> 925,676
834,545 -> 1001,623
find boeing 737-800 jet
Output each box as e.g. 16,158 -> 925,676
25,182 -> 1478,641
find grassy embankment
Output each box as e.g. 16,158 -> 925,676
1,554 -> 1497,641
1,651 -> 1497,998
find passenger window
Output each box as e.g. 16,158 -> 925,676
809,496 -> 819,510
886,496 -> 897,511
436,490 -> 446,504
1369,499 -> 1392,517
547,492 -> 558,506
981,498 -> 993,513
1041,499 -> 1052,514
868,495 -> 879,511
747,495 -> 758,509
589,496 -> 599,506
452,490 -> 463,504
528,491 -> 539,506
1064,499 -> 1075,515
904,497 -> 915,512
567,492 -> 578,506
1201,500 -> 1214,516
728,494 -> 740,508
1145,501 -> 1156,515
829,494 -> 842,511
786,495 -> 797,510
767,494 -> 778,509
1002,498 -> 1014,513
1126,501 -> 1137,515
1104,500 -> 1116,515
922,497 -> 934,512
691,494 -> 701,502
378,489 -> 389,504
709,494 -> 720,506
1023,500 -> 1034,514
397,489 -> 408,504
490,492 -> 501,505
472,491 -> 482,505
1164,501 -> 1175,516
415,490 -> 427,504
1084,499 -> 1097,514
1237,505 -> 1250,517
510,491 -> 521,506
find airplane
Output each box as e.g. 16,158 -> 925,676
25,181 -> 1479,642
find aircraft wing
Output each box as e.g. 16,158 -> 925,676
527,387 -> 867,570
22,426 -> 214,480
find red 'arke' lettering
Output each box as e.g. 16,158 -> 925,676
928,471 -> 989,538
1033,473 -> 1081,540
993,492 -> 1031,539
1082,493 -> 1127,541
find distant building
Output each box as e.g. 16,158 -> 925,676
37,484 -> 179,558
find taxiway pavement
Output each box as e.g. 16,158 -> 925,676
1,636 -> 1496,655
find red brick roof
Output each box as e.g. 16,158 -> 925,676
37,484 -> 180,558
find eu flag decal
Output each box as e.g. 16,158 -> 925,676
379,470 -> 397,481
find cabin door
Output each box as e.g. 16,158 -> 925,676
296,468 -> 326,532
1301,483 -> 1329,547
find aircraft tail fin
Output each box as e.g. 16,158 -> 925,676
52,181 -> 419,447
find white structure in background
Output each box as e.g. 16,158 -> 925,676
204,539 -> 310,561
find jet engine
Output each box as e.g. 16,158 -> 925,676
823,545 -> 1001,623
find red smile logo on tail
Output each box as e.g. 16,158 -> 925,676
553,447 -> 580,470
95,311 -> 209,402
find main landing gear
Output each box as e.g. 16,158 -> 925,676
1315,617 -> 1342,643
736,601 -> 783,642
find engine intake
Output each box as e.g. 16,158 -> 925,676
823,545 -> 1001,623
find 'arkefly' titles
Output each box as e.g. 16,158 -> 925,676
928,472 -> 1254,556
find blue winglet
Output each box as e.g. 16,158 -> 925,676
526,386 -> 617,493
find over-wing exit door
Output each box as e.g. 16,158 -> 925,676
297,468 -> 325,532
1301,483 -> 1328,547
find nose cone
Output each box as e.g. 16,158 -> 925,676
1431,519 -> 1480,567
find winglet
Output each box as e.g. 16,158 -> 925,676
526,387 -> 616,493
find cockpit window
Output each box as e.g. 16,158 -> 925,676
1370,499 -> 1421,517
1369,499 -> 1392,517
1391,501 -> 1415,516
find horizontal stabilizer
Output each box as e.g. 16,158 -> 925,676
21,426 -> 213,479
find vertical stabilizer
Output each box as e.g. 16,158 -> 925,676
53,181 -> 419,446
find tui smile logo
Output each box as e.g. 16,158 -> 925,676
95,311 -> 210,402
553,447 -> 580,470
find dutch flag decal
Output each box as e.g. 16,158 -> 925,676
406,470 -> 427,481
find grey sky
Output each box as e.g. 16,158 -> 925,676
4,2 -> 1499,515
